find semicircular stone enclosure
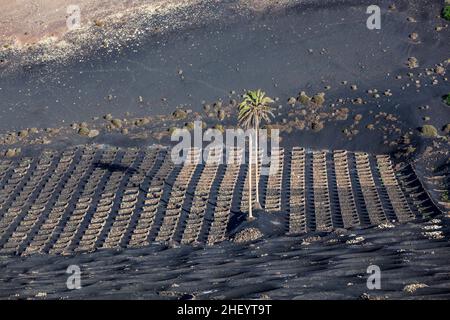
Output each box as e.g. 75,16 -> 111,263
0,145 -> 441,256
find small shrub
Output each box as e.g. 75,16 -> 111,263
185,122 -> 195,130
445,94 -> 450,106
288,97 -> 297,105
442,5 -> 450,21
441,190 -> 449,202
217,109 -> 226,121
311,92 -> 325,106
172,109 -> 187,120
406,145 -> 416,154
213,124 -> 224,133
168,127 -> 178,135
298,91 -> 311,105
78,127 -> 90,136
420,125 -> 438,138
134,118 -> 150,127
443,124 -> 450,134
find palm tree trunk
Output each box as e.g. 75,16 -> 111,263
254,122 -> 262,210
248,136 -> 253,220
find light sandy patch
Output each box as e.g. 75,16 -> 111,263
0,0 -> 193,45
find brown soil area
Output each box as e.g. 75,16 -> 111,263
0,0 -> 194,46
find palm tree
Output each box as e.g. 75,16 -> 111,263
238,89 -> 275,213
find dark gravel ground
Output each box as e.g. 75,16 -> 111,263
1,214 -> 449,299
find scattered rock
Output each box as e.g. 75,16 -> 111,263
409,32 -> 419,41
407,57 -> 419,69
233,228 -> 263,244
422,231 -> 444,240
435,66 -> 445,75
35,292 -> 47,298
111,119 -> 123,129
353,98 -> 363,105
88,129 -> 100,138
4,148 -> 20,158
135,118 -> 150,126
311,121 -> 324,132
403,283 -> 428,294
18,130 -> 29,138
377,222 -> 395,229
335,108 -> 349,120
288,97 -> 297,105
301,236 -> 321,245
386,114 -> 397,121
346,236 -> 364,245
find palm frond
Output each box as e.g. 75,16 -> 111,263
237,89 -> 275,130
